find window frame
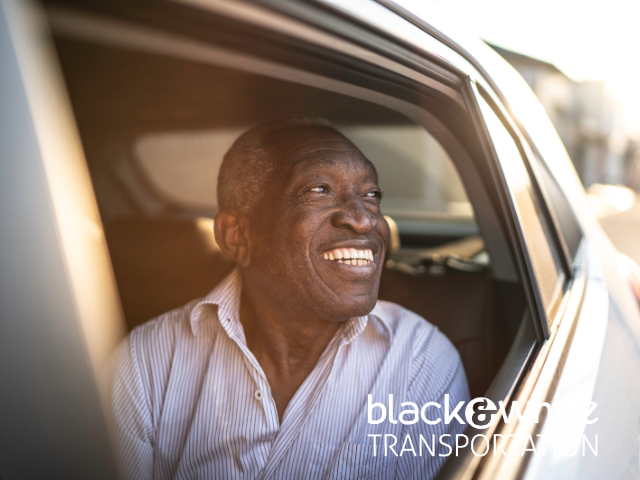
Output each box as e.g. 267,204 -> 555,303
468,81 -> 568,336
48,0 -> 543,378
250,0 -> 567,341
47,0 -> 521,284
477,86 -> 579,278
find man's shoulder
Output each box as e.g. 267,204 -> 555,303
373,300 -> 465,395
374,299 -> 432,325
373,300 -> 445,346
131,298 -> 201,342
121,297 -> 207,373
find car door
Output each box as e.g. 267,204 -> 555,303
48,0 -> 570,474
40,0 -> 546,477
0,0 -> 123,478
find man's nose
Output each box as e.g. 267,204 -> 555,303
330,194 -> 376,234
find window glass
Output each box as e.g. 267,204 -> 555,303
530,154 -> 583,261
135,129 -> 244,209
338,125 -> 475,238
134,125 -> 477,238
477,95 -> 563,321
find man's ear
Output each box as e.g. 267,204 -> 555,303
214,209 -> 253,268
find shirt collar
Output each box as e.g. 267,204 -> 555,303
189,267 -> 242,337
189,267 -> 394,346
369,303 -> 395,346
335,306 -> 393,347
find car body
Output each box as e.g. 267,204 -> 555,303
1,0 -> 639,479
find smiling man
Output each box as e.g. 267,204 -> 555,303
110,117 -> 469,480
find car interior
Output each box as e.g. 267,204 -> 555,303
49,7 -> 529,400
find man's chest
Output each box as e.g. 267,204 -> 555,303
148,334 -> 407,479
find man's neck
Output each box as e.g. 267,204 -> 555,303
238,279 -> 342,423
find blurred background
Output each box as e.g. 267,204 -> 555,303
430,0 -> 640,263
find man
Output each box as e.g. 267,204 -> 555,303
110,117 -> 469,480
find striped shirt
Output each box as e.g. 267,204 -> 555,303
110,268 -> 469,480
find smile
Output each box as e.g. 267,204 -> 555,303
322,248 -> 374,266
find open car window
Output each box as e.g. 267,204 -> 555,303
134,124 -> 477,239
48,0 -> 534,401
47,0 -> 546,464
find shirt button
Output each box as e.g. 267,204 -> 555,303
254,389 -> 264,401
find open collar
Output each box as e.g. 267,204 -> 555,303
189,267 -> 242,337
189,267 -> 394,347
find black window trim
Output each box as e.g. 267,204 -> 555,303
460,78 -> 548,341
477,85 -> 578,280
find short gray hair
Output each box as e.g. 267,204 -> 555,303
217,116 -> 333,216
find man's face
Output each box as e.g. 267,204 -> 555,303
247,126 -> 390,322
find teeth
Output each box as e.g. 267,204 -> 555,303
322,248 -> 374,266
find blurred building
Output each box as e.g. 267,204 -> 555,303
490,44 -> 639,189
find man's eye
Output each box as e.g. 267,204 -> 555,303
309,186 -> 327,193
365,190 -> 382,199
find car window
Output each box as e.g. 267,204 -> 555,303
135,129 -> 244,209
477,93 -> 564,323
51,5 -> 529,401
134,124 -> 477,239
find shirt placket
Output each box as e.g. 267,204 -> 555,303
257,318 -> 370,480
214,304 -> 280,477
234,335 -> 280,432
221,316 -> 280,433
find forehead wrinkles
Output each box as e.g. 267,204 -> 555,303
264,127 -> 378,193
293,153 -> 372,173
284,154 -> 379,191
285,138 -> 359,159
